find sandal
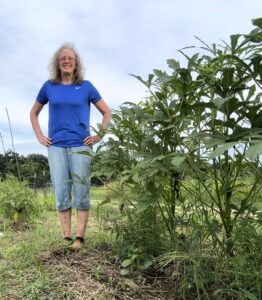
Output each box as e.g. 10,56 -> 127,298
62,237 -> 73,246
70,236 -> 85,250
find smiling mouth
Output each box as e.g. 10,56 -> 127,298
62,66 -> 74,71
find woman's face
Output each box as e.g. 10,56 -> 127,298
58,48 -> 76,76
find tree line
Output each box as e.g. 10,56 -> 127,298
0,150 -> 105,188
0,150 -> 50,189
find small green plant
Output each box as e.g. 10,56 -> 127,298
121,246 -> 153,275
91,265 -> 101,280
0,175 -> 40,222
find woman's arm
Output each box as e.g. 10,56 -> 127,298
84,99 -> 112,146
30,101 -> 52,147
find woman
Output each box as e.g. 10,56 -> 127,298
30,43 -> 112,249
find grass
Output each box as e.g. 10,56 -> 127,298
0,187 -> 174,300
91,186 -> 109,201
1,180 -> 261,299
0,211 -> 62,299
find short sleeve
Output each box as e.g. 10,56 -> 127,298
88,81 -> 102,104
36,81 -> 49,105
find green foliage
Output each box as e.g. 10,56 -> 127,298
0,175 -> 40,222
121,246 -> 153,275
89,18 -> 262,298
157,221 -> 262,300
93,17 -> 262,253
37,189 -> 56,211
0,150 -> 50,188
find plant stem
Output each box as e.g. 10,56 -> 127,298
6,108 -> 21,181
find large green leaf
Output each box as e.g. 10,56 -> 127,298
230,34 -> 241,53
98,198 -> 111,207
153,69 -> 171,82
252,17 -> 262,28
154,110 -> 164,121
208,142 -> 238,159
169,78 -> 184,94
207,119 -> 237,130
121,259 -> 132,268
202,137 -> 225,147
187,53 -> 199,70
155,100 -> 167,112
251,56 -> 262,76
213,96 -> 239,116
245,142 -> 262,160
213,96 -> 233,109
167,59 -> 180,71
246,84 -> 256,101
222,68 -> 234,89
171,156 -> 186,169
239,104 -> 262,126
226,127 -> 260,142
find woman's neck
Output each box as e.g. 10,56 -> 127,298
61,74 -> 73,84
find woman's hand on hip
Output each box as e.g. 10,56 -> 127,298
84,135 -> 102,146
37,134 -> 52,147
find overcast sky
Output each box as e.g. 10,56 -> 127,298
0,0 -> 261,156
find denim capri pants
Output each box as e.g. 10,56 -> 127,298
48,145 -> 92,211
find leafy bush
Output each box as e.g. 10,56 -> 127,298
91,18 -> 262,298
0,175 -> 40,222
95,17 -> 262,254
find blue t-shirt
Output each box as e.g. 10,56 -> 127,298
36,80 -> 102,147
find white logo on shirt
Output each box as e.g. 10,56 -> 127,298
75,86 -> 81,89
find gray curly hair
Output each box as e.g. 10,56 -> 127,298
49,42 -> 84,84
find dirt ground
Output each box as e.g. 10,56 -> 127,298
40,245 -> 176,300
